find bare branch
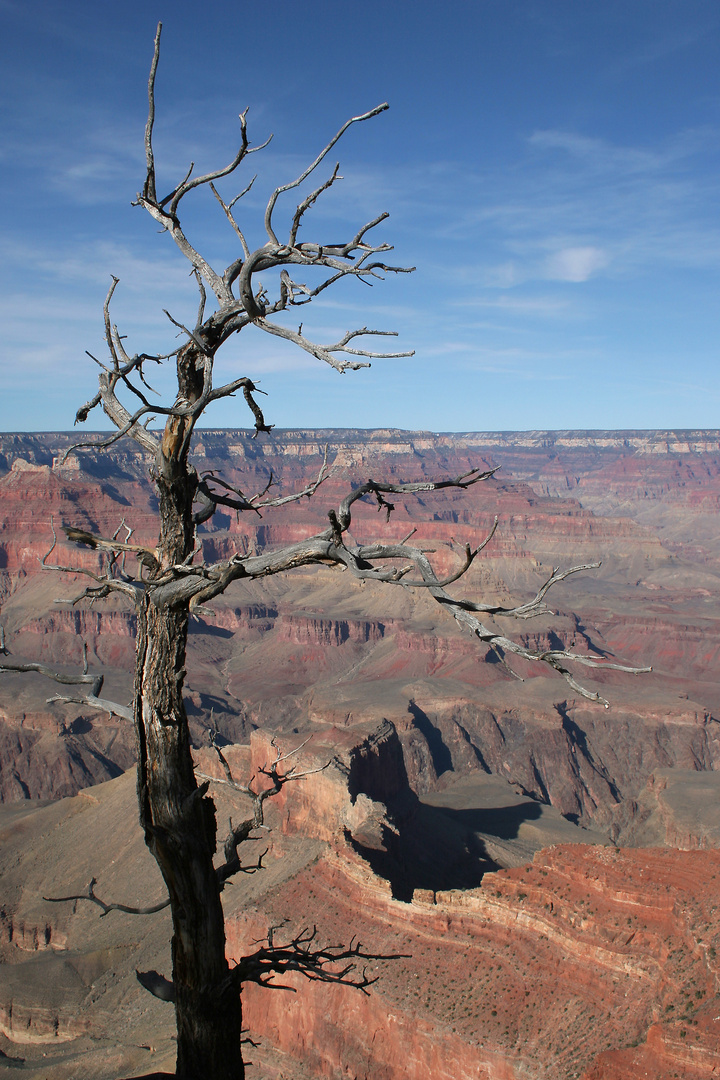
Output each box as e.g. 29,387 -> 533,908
0,658 -> 101,689
275,249 -> 415,311
193,481 -> 259,526
253,445 -> 330,508
164,110 -> 271,217
335,467 -> 501,528
193,269 -> 207,330
231,924 -> 406,994
74,277 -> 165,449
0,639 -> 134,723
45,690 -> 134,723
44,877 -> 169,918
345,517 -> 500,589
163,308 -> 211,356
142,22 -> 162,204
241,381 -> 273,435
254,317 -> 412,373
103,276 -> 122,370
62,525 -> 159,566
194,448 -> 330,526
434,561 -> 605,619
198,735 -> 328,888
39,519 -> 140,601
289,163 -> 341,247
264,103 -> 389,244
211,179 -> 255,264
139,201 -> 230,302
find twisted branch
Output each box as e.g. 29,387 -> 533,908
197,735 -> 328,888
231,924 -> 406,994
193,445 -> 330,526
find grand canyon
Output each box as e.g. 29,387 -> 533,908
1,427 -> 720,1079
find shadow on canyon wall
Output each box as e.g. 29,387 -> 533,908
352,795 -> 542,902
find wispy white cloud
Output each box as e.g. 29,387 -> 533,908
544,246 -> 610,282
438,121 -> 720,294
2,2 -> 719,433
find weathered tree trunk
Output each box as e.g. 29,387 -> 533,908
132,439 -> 244,1080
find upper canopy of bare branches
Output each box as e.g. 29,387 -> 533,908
71,22 -> 413,469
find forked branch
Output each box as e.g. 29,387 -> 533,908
254,319 -> 414,374
44,876 -> 169,917
0,640 -> 133,722
193,446 -> 330,525
197,735 -> 329,888
264,103 -> 389,244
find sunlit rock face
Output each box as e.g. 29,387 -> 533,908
2,742 -> 720,1080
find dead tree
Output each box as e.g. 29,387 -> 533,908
0,23 -> 648,1080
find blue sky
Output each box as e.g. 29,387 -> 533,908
2,0 -> 720,433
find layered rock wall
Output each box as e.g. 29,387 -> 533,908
1,430 -> 719,852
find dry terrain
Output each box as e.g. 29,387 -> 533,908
1,428 -> 719,1078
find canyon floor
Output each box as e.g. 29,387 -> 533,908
1,428 -> 720,1078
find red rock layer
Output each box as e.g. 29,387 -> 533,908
1,430 -> 719,855
228,843 -> 720,1080
1,730 -> 720,1079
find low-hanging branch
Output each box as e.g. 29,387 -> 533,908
0,641 -> 134,722
41,734 -> 342,1012
229,924 -> 408,995
44,876 -> 170,917
197,734 -> 329,889
40,517 -> 139,601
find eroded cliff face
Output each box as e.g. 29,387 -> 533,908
233,842 -> 720,1080
1,430 -> 719,853
2,429 -> 720,1078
